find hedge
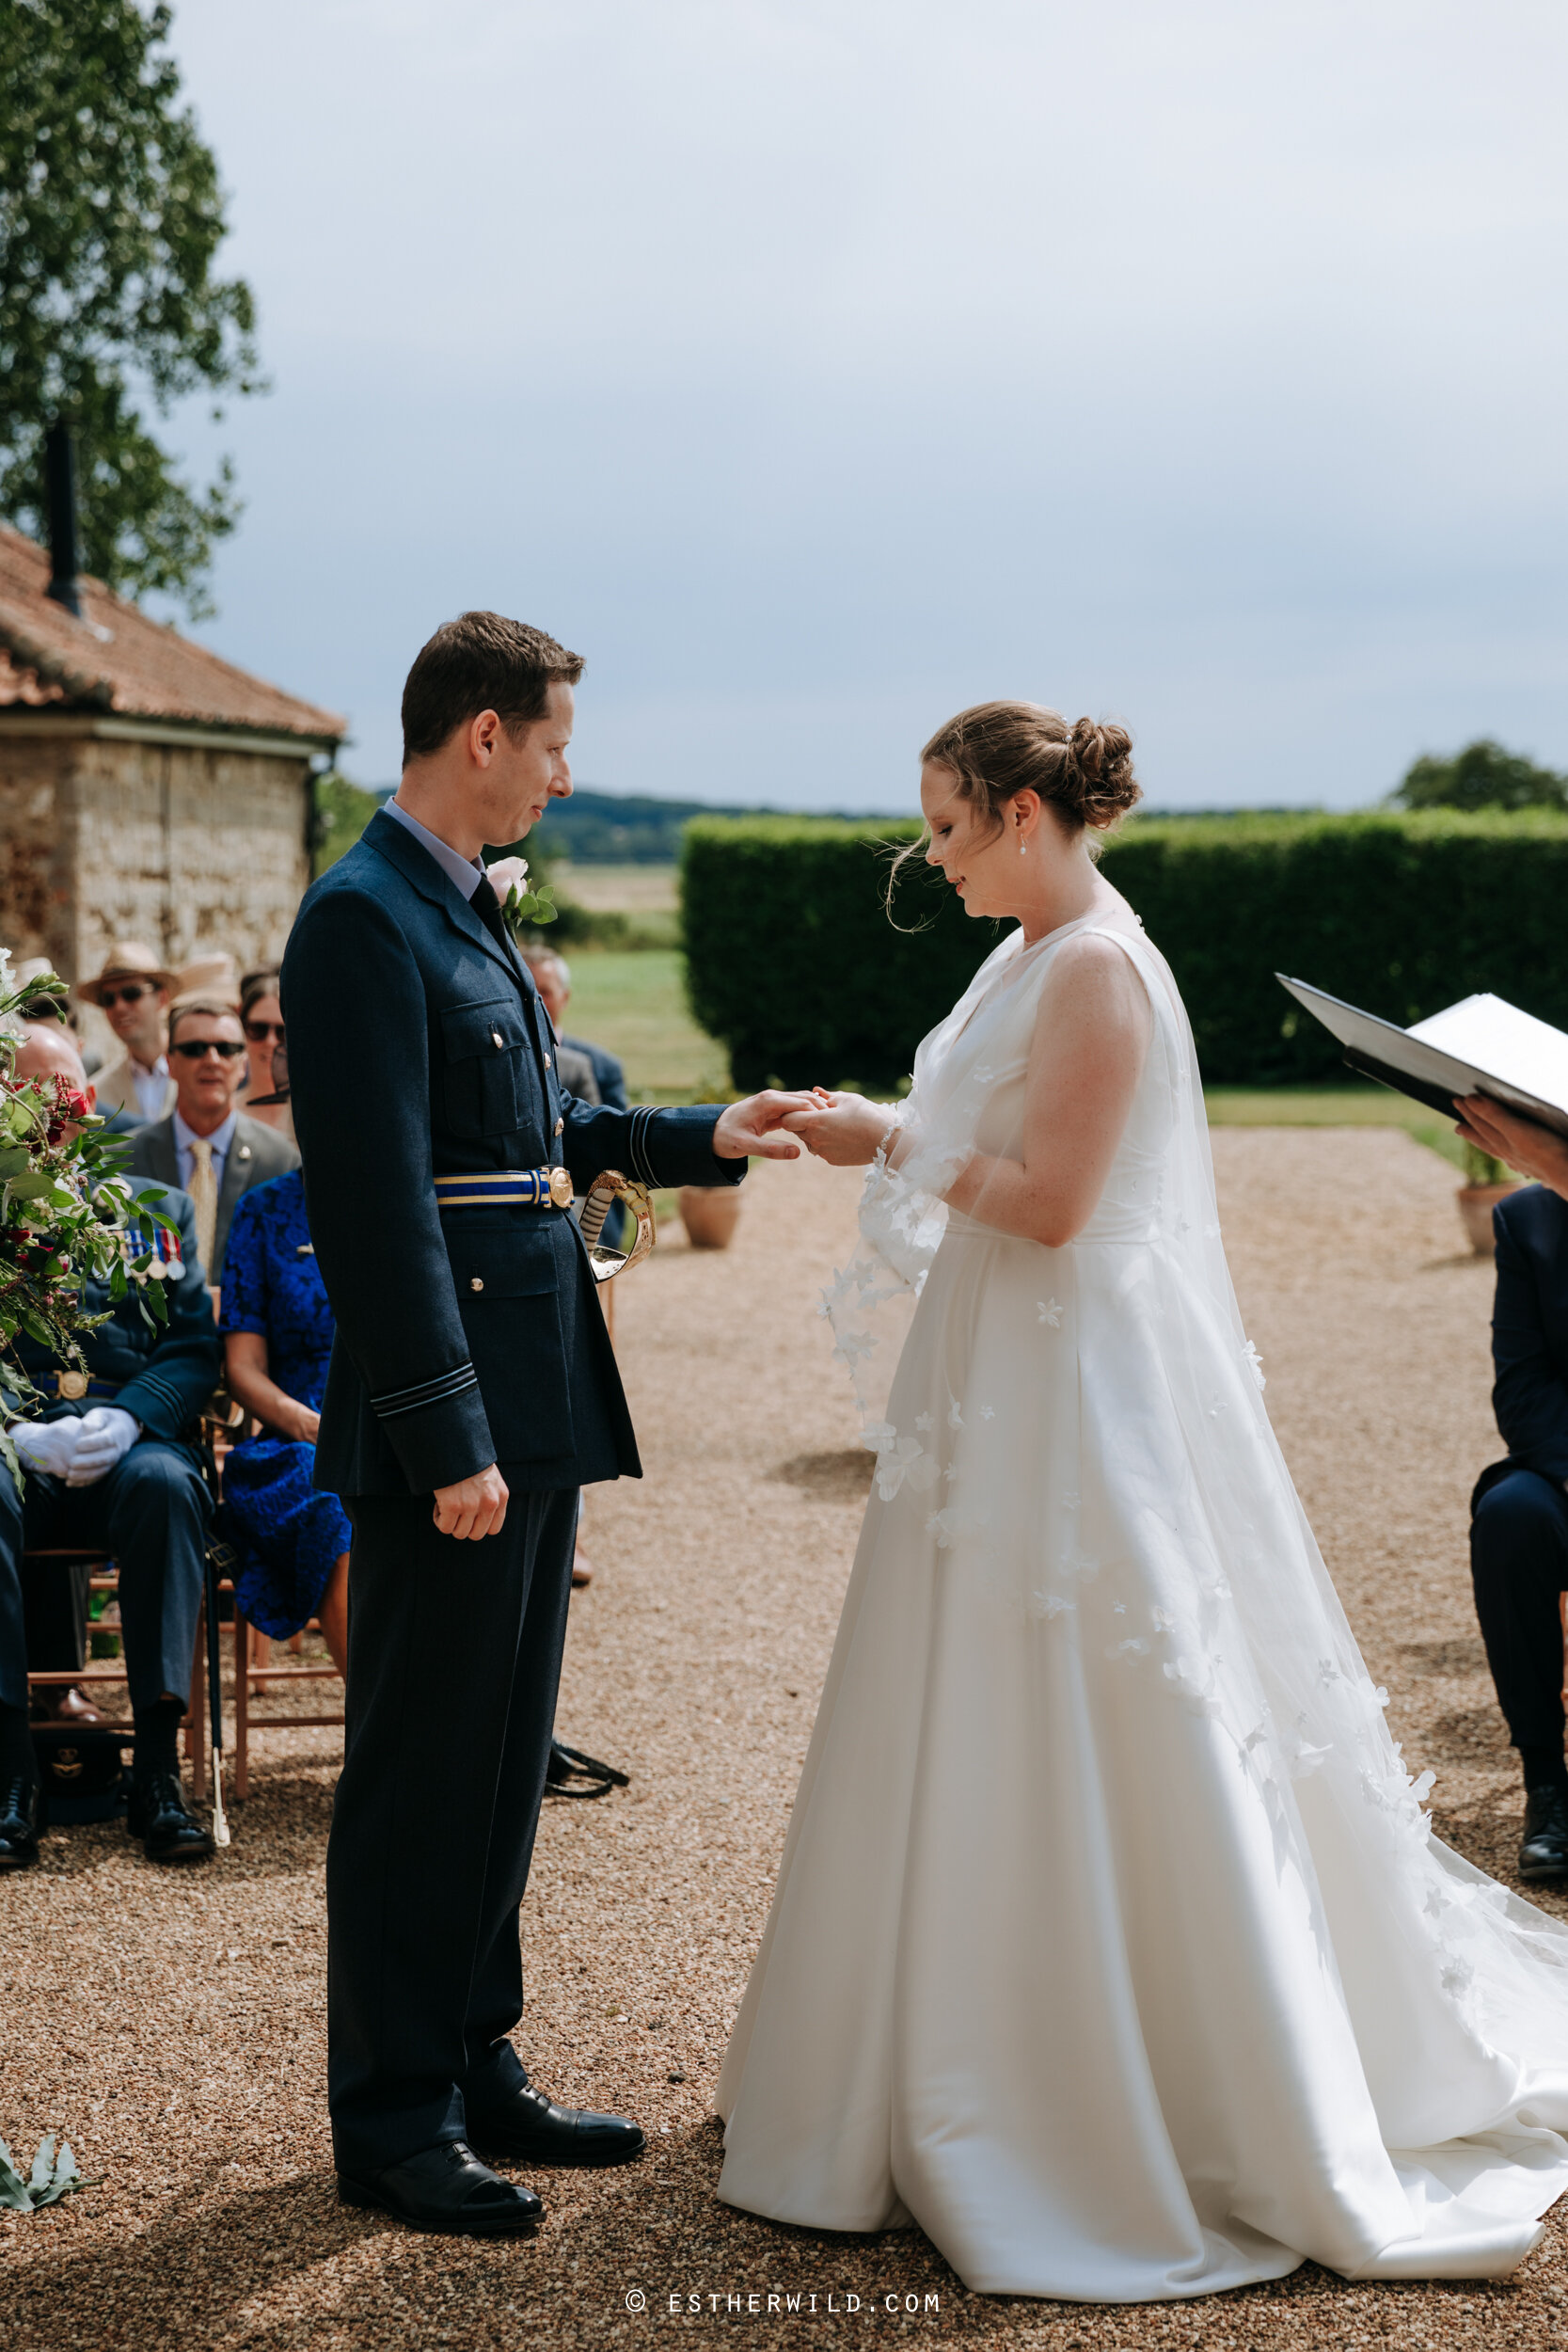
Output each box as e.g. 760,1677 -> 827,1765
681,809 -> 1568,1090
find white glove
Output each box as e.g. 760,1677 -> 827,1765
8,1418 -> 84,1480
64,1406 -> 141,1488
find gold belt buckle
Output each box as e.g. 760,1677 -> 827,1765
547,1166 -> 575,1210
55,1370 -> 89,1402
577,1170 -> 655,1283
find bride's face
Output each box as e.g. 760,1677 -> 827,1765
922,764 -> 1037,918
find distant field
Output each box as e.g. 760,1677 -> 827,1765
553,862 -> 678,915
562,949 -> 729,1100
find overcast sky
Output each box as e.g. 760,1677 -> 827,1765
165,0 -> 1567,811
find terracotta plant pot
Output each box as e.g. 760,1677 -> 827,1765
1458,1182 -> 1522,1258
678,1185 -> 743,1250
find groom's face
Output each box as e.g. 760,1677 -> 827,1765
476,680 -> 575,843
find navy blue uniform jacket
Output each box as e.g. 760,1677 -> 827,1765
5,1182 -> 219,1438
281,807 -> 744,1498
1473,1182 -> 1568,1512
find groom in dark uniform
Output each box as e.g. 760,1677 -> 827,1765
282,611 -> 808,2235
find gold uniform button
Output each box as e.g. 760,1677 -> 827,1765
491,1030 -> 504,1048
469,1277 -> 484,1293
554,1116 -> 563,1136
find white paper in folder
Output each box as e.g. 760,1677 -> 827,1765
1275,976 -> 1568,1138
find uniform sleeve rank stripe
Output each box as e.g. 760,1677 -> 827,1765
372,1369 -> 481,1421
371,1363 -> 481,1415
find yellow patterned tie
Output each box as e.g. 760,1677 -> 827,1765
187,1136 -> 218,1278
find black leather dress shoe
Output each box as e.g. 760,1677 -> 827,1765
467,2082 -> 646,2169
1520,1786 -> 1568,1880
339,2139 -> 543,2234
0,1776 -> 40,1870
127,1770 -> 214,1866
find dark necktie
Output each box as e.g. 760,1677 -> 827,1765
470,874 -> 515,957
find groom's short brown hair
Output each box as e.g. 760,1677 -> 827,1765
401,611 -> 585,765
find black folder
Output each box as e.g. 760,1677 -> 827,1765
1275,976 -> 1568,1141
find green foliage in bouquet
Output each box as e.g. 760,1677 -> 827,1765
0,954 -> 177,1491
0,2130 -> 88,2211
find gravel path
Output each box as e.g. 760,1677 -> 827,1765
3,1130 -> 1566,2350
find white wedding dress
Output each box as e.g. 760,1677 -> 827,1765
716,910 -> 1568,2300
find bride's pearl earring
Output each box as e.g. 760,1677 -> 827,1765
1019,834 -> 1027,856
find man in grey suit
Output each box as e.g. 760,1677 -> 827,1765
130,999 -> 298,1285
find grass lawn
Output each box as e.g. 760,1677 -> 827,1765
1204,1084 -> 1473,1171
562,949 -> 730,1100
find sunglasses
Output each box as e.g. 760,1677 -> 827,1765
243,1018 -> 285,1043
170,1039 -> 246,1060
99,983 -> 155,1009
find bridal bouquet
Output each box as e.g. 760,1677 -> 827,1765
0,952 -> 178,1490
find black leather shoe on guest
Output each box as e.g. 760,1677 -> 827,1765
127,1770 -> 214,1865
0,1775 -> 40,1869
338,2139 -> 544,2235
467,2082 -> 646,2169
1519,1787 -> 1568,1880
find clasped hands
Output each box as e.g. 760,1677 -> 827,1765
8,1406 -> 141,1486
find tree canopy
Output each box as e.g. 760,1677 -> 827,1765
0,0 -> 263,616
1389,739 -> 1568,814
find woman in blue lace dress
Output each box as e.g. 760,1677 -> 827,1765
218,1168 -> 350,1672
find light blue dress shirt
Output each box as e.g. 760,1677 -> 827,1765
385,798 -> 486,904
173,1106 -> 238,1195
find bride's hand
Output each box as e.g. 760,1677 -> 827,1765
782,1091 -> 897,1167
712,1089 -> 822,1161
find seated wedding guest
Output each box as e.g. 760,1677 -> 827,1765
74,942 -> 177,1122
0,1025 -> 220,1869
236,966 -> 295,1146
1464,1133 -> 1568,1877
519,946 -> 628,1109
130,998 -> 298,1288
219,1170 -> 349,1676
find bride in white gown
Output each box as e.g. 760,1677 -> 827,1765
715,700 -> 1568,2301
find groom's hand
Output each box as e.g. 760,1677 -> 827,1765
782,1091 -> 897,1167
712,1090 -> 820,1162
434,1463 -> 509,1540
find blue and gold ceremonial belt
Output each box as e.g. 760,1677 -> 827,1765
54,1373 -> 124,1402
434,1168 -> 576,1211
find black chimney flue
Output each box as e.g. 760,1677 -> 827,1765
43,422 -> 83,618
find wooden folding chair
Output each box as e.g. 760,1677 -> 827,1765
25,1549 -> 214,1798
230,1605 -> 343,1801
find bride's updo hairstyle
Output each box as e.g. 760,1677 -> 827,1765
924,701 -> 1140,838
888,701 -> 1140,914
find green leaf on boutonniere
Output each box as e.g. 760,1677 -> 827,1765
502,882 -> 558,930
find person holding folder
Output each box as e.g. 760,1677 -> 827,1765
1459,1092 -> 1568,1880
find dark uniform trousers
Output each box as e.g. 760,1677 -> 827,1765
1470,1184 -> 1568,1756
327,1483 -> 578,2169
0,1441 -> 209,1717
1471,1468 -> 1568,1751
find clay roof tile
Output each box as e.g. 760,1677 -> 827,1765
0,525 -> 345,743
